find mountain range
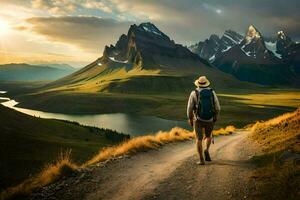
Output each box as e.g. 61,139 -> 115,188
189,25 -> 300,85
44,22 -> 254,94
0,63 -> 76,81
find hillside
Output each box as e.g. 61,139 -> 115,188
251,107 -> 300,153
0,105 -> 129,190
37,63 -> 75,71
0,63 -> 75,81
250,108 -> 300,199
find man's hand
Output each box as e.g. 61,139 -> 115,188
188,119 -> 194,127
213,115 -> 218,123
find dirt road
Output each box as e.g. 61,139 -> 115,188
30,131 -> 258,200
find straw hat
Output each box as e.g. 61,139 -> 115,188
194,76 -> 210,87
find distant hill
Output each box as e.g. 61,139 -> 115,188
37,63 -> 75,70
43,22 -> 255,94
0,63 -> 76,81
0,104 -> 128,190
189,26 -> 300,86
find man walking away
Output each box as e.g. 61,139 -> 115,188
187,76 -> 220,165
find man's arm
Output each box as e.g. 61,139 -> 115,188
213,91 -> 221,120
187,91 -> 196,126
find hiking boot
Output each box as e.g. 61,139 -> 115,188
196,160 -> 205,165
204,150 -> 211,161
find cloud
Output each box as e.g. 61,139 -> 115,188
31,0 -> 78,15
83,0 -> 113,13
11,0 -> 300,43
22,16 -> 132,53
30,0 -> 114,15
106,0 -> 300,42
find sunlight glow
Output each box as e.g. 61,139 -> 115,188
0,19 -> 10,36
216,9 -> 222,14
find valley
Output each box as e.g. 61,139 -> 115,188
0,18 -> 299,200
1,81 -> 300,129
1,22 -> 299,131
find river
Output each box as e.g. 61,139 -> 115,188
0,91 -> 189,136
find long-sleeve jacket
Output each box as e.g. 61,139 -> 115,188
187,87 -> 221,122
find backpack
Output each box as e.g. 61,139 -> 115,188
195,88 -> 215,120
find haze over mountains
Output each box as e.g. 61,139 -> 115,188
0,63 -> 75,81
189,25 -> 300,85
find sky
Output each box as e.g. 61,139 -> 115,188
0,0 -> 299,67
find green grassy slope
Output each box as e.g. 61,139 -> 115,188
0,105 -> 129,190
41,57 -> 258,93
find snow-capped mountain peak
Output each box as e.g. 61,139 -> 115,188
188,30 -> 243,61
138,22 -> 163,36
245,25 -> 261,43
223,30 -> 243,45
277,31 -> 286,40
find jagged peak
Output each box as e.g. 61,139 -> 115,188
277,30 -> 287,40
138,22 -> 158,29
224,29 -> 241,36
245,25 -> 261,42
209,34 -> 220,41
138,22 -> 163,36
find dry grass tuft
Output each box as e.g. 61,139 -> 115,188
84,127 -> 194,166
0,150 -> 78,200
250,108 -> 300,199
85,125 -> 237,166
213,125 -> 236,136
267,162 -> 300,200
254,159 -> 300,200
251,107 -> 300,153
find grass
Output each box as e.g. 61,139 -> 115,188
1,151 -> 78,200
251,107 -> 300,153
1,125 -> 235,199
0,105 -> 129,190
220,91 -> 300,108
84,127 -> 194,166
250,107 -> 300,199
84,125 -> 233,166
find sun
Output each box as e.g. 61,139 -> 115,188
0,19 -> 10,36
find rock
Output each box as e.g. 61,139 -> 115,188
79,173 -> 86,179
279,151 -> 300,163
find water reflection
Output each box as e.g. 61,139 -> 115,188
1,92 -> 189,136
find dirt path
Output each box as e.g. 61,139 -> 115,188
29,131 -> 258,200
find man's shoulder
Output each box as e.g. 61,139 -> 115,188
189,90 -> 198,99
190,89 -> 197,94
197,87 -> 214,92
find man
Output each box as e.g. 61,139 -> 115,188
187,76 -> 220,165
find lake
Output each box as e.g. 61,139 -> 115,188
0,91 -> 190,136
